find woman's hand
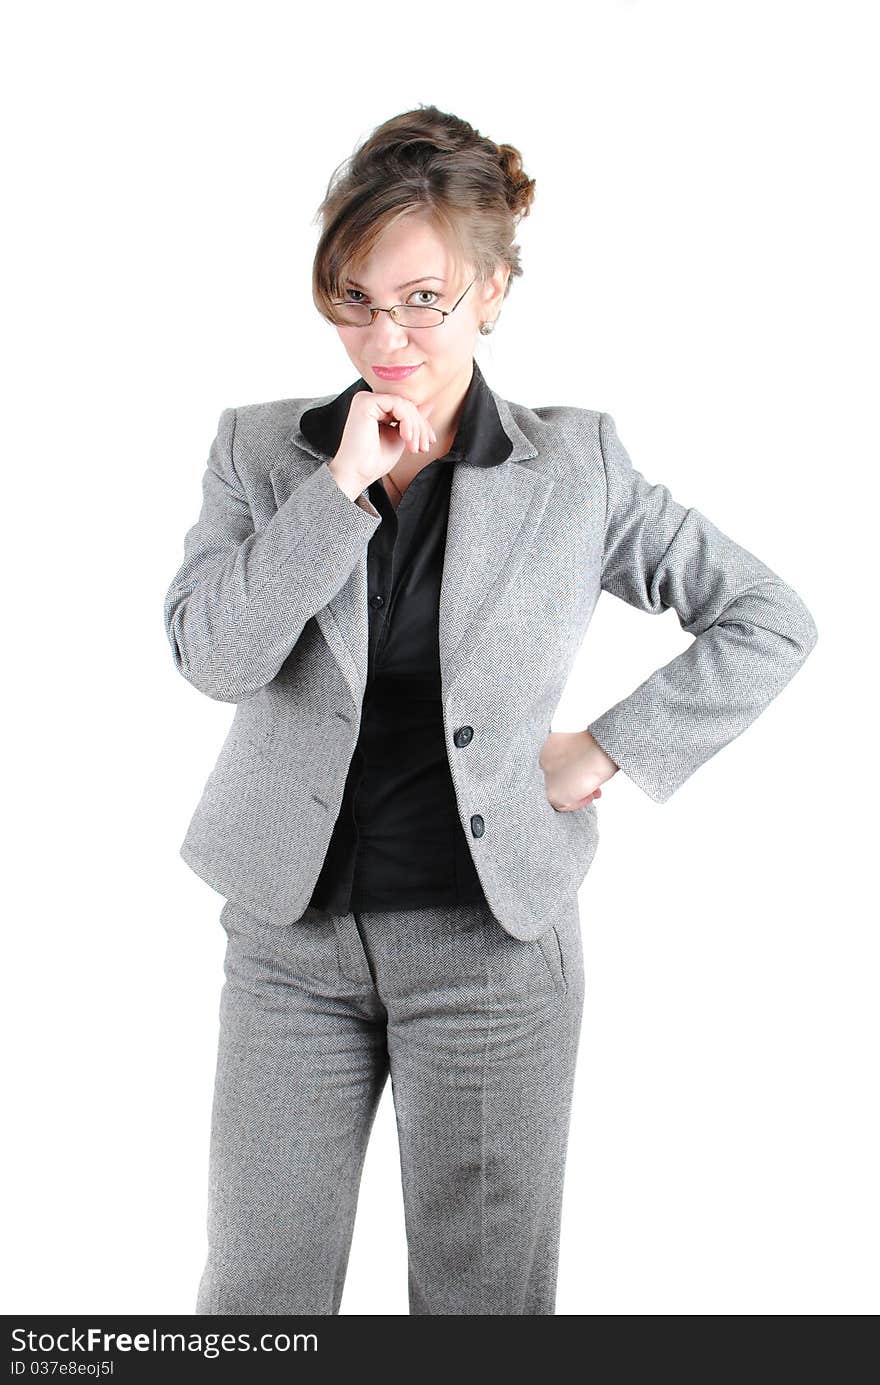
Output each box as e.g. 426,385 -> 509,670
328,391 -> 438,498
538,730 -> 619,811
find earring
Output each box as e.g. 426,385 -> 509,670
479,319 -> 497,335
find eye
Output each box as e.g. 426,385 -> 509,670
341,286 -> 442,305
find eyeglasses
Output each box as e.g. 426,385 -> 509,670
328,278 -> 475,328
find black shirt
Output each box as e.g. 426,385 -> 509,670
305,357 -> 513,914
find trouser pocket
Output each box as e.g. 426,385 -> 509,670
535,924 -> 568,996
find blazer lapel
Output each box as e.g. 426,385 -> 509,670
438,456 -> 553,696
271,384 -> 547,711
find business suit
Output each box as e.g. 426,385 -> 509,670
164,365 -> 817,1314
164,370 -> 818,943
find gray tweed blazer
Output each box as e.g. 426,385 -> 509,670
163,385 -> 818,942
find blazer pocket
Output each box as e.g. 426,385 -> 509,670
215,720 -> 279,777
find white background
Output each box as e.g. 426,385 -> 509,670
3,0 -> 876,1315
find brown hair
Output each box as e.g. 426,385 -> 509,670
311,104 -> 536,324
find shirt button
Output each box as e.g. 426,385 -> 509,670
453,726 -> 474,747
470,814 -> 485,838
370,594 -> 384,608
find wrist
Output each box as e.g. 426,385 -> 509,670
327,457 -> 372,503
580,729 -> 619,777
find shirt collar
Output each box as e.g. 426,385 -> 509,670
298,357 -> 513,469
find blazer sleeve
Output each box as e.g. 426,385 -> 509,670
163,407 -> 382,701
586,411 -> 818,803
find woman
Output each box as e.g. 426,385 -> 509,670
163,105 -> 818,1315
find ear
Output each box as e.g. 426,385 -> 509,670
484,263 -> 510,309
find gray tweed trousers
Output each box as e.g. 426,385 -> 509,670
195,891 -> 585,1315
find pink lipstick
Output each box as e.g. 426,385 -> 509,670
371,363 -> 422,380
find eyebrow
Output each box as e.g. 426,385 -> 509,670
344,276 -> 446,292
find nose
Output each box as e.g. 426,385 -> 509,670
371,312 -> 412,352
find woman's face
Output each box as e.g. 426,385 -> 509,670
334,212 -> 508,406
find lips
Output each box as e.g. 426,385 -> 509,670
371,363 -> 423,379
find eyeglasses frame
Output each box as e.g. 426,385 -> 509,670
328,277 -> 476,328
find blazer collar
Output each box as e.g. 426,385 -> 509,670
287,357 -> 537,468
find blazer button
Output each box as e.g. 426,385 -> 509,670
369,594 -> 384,609
453,726 -> 474,748
470,814 -> 485,838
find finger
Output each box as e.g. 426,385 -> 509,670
401,414 -> 425,452
369,394 -> 412,428
369,394 -> 436,451
401,418 -> 418,453
371,393 -> 434,427
397,403 -> 427,453
405,409 -> 432,453
408,405 -> 436,452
